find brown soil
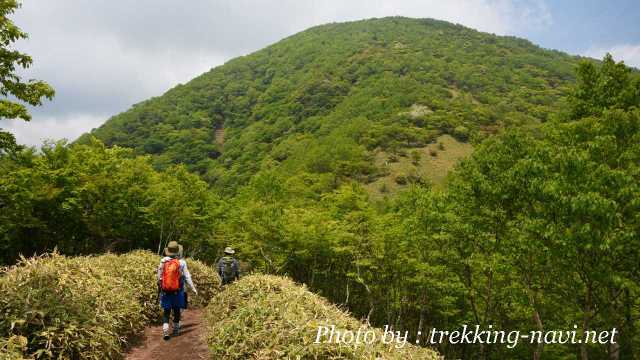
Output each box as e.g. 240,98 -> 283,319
215,127 -> 225,146
125,309 -> 209,360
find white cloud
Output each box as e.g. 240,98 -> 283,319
583,44 -> 640,69
273,0 -> 553,37
5,0 -> 554,147
3,114 -> 107,147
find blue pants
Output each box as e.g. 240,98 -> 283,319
160,290 -> 186,309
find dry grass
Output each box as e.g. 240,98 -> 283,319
204,275 -> 440,359
400,104 -> 433,118
0,336 -> 25,360
0,251 -> 219,360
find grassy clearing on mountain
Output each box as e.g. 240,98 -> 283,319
0,251 -> 219,360
204,275 -> 439,359
365,134 -> 473,198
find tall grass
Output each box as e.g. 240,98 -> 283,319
0,251 -> 219,359
205,275 -> 440,359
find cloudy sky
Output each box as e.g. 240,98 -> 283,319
3,0 -> 640,146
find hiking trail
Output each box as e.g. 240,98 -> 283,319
125,308 -> 209,360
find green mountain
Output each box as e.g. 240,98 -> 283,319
83,17 -> 581,193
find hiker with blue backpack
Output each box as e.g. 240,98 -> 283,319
217,247 -> 240,285
157,241 -> 198,340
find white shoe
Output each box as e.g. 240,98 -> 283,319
162,323 -> 170,340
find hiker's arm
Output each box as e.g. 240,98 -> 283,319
156,262 -> 163,284
216,259 -> 223,277
234,260 -> 240,279
182,262 -> 198,294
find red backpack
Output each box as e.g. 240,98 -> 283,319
161,258 -> 181,292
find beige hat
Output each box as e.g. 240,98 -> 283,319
164,241 -> 183,257
224,247 -> 235,255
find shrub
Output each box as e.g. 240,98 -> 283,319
395,175 -> 407,185
204,275 -> 439,359
429,148 -> 438,157
452,125 -> 470,141
0,251 -> 219,359
410,150 -> 422,165
407,174 -> 424,184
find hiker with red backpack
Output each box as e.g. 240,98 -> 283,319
157,241 -> 198,340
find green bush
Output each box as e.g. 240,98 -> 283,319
452,126 -> 469,141
204,275 -> 439,359
0,251 -> 219,359
395,174 -> 408,185
410,150 -> 422,165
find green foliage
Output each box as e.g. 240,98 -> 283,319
0,0 -> 54,153
395,174 -> 407,184
85,17 -> 578,193
410,149 -> 421,165
452,125 -> 469,141
205,275 -> 439,359
434,105 -> 640,358
569,53 -> 640,119
0,251 -> 219,359
209,55 -> 640,359
0,139 -> 221,265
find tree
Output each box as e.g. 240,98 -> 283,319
0,0 -> 54,153
569,53 -> 640,120
442,55 -> 640,359
0,138 -> 219,264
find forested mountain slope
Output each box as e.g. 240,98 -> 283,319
82,17 -> 581,192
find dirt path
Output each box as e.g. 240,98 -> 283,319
125,309 -> 209,360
